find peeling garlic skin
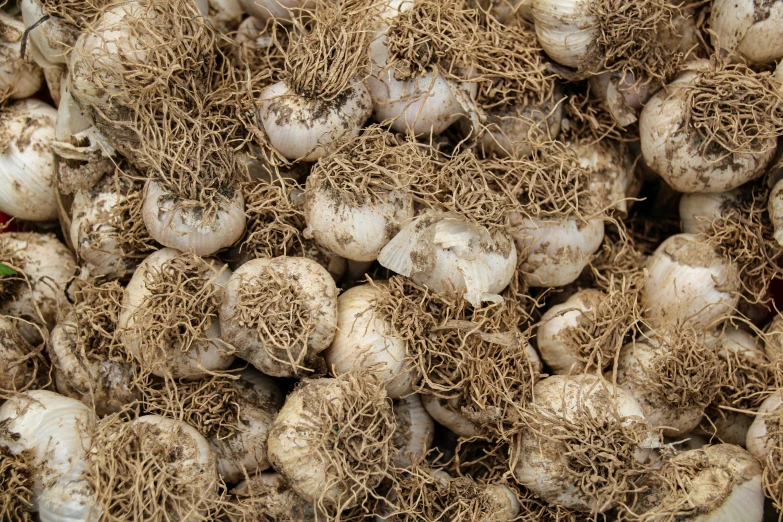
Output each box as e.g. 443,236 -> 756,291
747,391 -> 783,462
679,190 -> 740,235
0,99 -> 58,221
421,394 -> 478,438
392,394 -> 435,467
259,81 -> 372,162
142,180 -> 246,257
511,216 -> 604,288
240,0 -> 316,23
0,13 -> 43,101
642,234 -> 739,331
639,71 -> 777,194
710,0 -> 783,65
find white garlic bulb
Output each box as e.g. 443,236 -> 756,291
0,316 -> 38,394
20,0 -> 80,69
0,99 -> 58,221
588,71 -> 655,127
239,0 -> 315,23
514,373 -> 658,512
0,390 -> 100,522
679,189 -> 740,235
324,284 -> 416,398
0,12 -> 43,101
0,232 -> 76,343
378,211 -> 517,307
710,0 -> 783,64
572,138 -> 638,214
484,484 -> 522,521
259,81 -> 372,162
642,234 -> 740,331
510,215 -> 604,288
392,394 -> 435,467
118,248 -> 235,379
764,312 -> 783,362
142,180 -> 245,257
769,176 -> 783,247
194,0 -> 244,31
747,390 -> 783,462
530,0 -> 597,69
230,472 -> 318,521
639,70 -> 777,193
219,256 -> 338,377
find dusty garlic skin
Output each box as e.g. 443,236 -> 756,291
510,215 -> 604,288
325,284 -> 417,398
0,390 -> 100,522
0,316 -> 38,395
219,256 -> 338,378
513,374 -> 658,513
118,248 -> 235,379
588,70 -> 655,127
639,70 -> 777,194
0,99 -> 58,221
571,138 -> 638,214
710,0 -> 783,65
642,234 -> 740,331
378,211 -> 517,307
239,0 -> 315,23
0,232 -> 77,343
230,472 -> 318,521
259,81 -> 373,162
20,0 -> 80,70
0,12 -> 43,101
632,444 -> 764,521
679,190 -> 740,235
392,394 -> 435,467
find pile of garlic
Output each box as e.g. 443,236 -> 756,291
3,0 -> 783,520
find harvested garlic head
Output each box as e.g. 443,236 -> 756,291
325,282 -> 419,398
48,281 -> 137,417
679,189 -> 741,235
229,472 -> 318,521
219,256 -> 338,377
118,248 -> 235,379
0,316 -> 41,395
710,0 -> 783,64
379,210 -> 517,306
0,99 -> 58,221
392,394 -> 435,467
303,128 -> 419,262
514,373 -> 658,513
0,13 -> 43,101
633,444 -> 764,522
571,138 -> 639,214
764,312 -> 783,362
240,0 -> 315,23
142,179 -> 246,257
142,369 -> 284,483
0,232 -> 76,343
642,233 -> 740,331
588,70 -> 656,127
267,374 -> 395,512
614,329 -> 723,437
0,390 -> 99,522
639,66 -> 779,193
746,391 -> 783,470
20,0 -> 82,69
87,413 -> 219,520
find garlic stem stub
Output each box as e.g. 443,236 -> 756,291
0,12 -> 43,102
219,256 -> 338,377
118,248 -> 235,379
0,99 -> 59,222
710,0 -> 783,65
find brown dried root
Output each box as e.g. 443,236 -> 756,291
0,446 -> 34,522
221,473 -> 317,522
683,62 -> 783,155
86,411 -> 223,522
232,18 -> 289,89
451,436 -> 512,483
68,279 -> 126,362
515,486 -> 586,522
559,82 -> 632,143
41,0 -> 112,28
0,317 -> 47,399
239,178 -> 308,259
284,0 -> 373,99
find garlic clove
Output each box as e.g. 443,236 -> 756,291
710,0 -> 783,65
420,393 -> 478,438
142,179 -> 246,257
589,71 -> 655,127
0,99 -> 58,222
259,80 -> 372,162
239,0 -> 316,23
392,394 -> 435,467
483,484 -> 522,521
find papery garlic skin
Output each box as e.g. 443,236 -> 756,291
0,233 -> 76,343
0,316 -> 35,393
367,36 -> 479,136
747,391 -> 783,462
231,472 -> 318,521
642,234 -> 739,331
421,394 -> 478,438
240,0 -> 315,23
640,71 -> 776,193
219,256 -> 338,377
378,211 -> 517,307
20,0 -> 80,69
0,12 -> 43,101
571,139 -> 638,213
710,0 -> 783,65
510,215 -> 604,288
536,288 -> 606,374
530,0 -> 596,69
259,81 -> 372,162
118,248 -> 235,379
679,190 -> 740,235
769,177 -> 783,247
0,99 -> 58,221
142,180 -> 246,257
0,390 -> 100,522
589,71 -> 655,127
392,394 -> 435,467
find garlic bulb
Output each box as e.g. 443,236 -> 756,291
484,484 -> 522,521
194,0 -> 244,31
267,374 -> 395,510
642,234 -> 740,331
477,97 -> 563,159
378,211 -> 517,306
746,391 -> 783,462
392,394 -> 435,467
0,316 -> 39,395
230,472 -> 318,521
0,99 -> 58,221
680,190 -> 740,235
0,232 -> 76,343
239,0 -> 315,23
219,256 -> 338,377
710,0 -> 783,64
639,69 -> 777,193
510,215 -> 604,288
420,394 -> 479,438
632,444 -> 764,521
20,0 -> 80,69
0,390 -> 99,522
769,176 -> 783,247
513,373 -> 658,512
764,312 -> 783,362
142,179 -> 246,257
324,283 -> 417,398
0,13 -> 43,101
571,139 -> 638,214
588,71 -> 655,127
118,248 -> 235,379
